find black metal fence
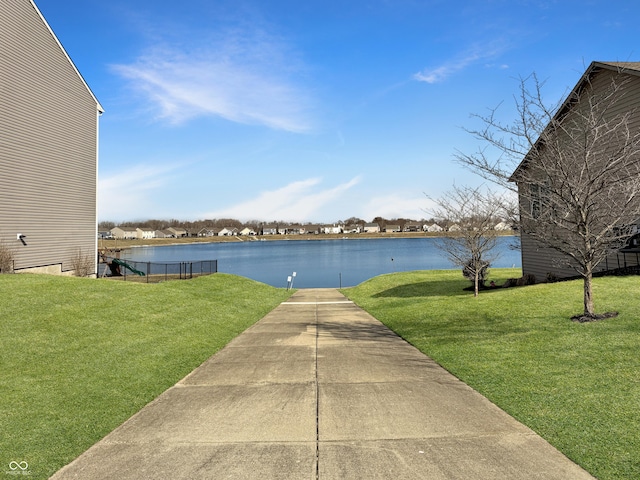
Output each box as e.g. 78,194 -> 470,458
99,258 -> 217,283
601,250 -> 640,275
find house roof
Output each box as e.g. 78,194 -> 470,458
597,62 -> 640,74
511,61 -> 640,181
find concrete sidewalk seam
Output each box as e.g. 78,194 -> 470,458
314,301 -> 321,480
282,301 -> 354,305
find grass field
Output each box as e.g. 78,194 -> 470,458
343,268 -> 640,480
0,273 -> 292,479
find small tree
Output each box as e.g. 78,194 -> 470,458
431,185 -> 506,296
456,67 -> 640,319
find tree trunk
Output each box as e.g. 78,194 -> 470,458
474,269 -> 479,297
583,269 -> 595,316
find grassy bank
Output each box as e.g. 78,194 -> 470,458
0,273 -> 292,479
343,269 -> 640,479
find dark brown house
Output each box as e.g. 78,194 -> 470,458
512,61 -> 640,281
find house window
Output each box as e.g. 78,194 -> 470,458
530,184 -> 541,219
528,182 -> 549,219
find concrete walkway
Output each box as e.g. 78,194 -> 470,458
51,289 -> 594,479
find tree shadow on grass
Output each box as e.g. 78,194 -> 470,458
372,280 -> 513,298
372,280 -> 468,298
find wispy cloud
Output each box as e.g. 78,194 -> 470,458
414,40 -> 509,84
98,164 -> 180,220
363,193 -> 435,220
111,26 -> 315,132
202,177 -> 361,222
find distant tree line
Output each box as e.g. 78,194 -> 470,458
98,216 -> 456,232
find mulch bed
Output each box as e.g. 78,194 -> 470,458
571,311 -> 619,323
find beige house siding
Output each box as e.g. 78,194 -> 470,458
0,0 -> 102,274
516,62 -> 640,281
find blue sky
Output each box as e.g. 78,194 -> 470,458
37,0 -> 637,223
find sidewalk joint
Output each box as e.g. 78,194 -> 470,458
281,301 -> 353,305
314,301 -> 320,480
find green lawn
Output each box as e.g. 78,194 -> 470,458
0,273 -> 292,479
4,269 -> 639,479
343,268 -> 640,480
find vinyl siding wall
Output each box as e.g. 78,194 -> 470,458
0,0 -> 100,274
519,67 -> 640,281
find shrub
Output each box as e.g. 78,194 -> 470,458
0,242 -> 14,273
462,259 -> 490,286
70,249 -> 94,277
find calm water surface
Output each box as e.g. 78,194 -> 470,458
122,237 -> 521,288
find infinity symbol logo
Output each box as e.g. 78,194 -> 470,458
9,461 -> 28,471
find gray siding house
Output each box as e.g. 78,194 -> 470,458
1,0 -> 103,274
512,61 -> 640,281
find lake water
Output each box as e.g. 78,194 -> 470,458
122,237 -> 521,288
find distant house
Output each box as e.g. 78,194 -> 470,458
167,227 -> 187,238
323,225 -> 342,234
403,223 -> 421,232
385,225 -> 401,233
239,227 -> 256,236
303,225 -> 322,234
155,229 -> 175,238
447,224 -> 461,232
261,224 -> 278,235
136,228 -> 155,240
426,223 -> 444,233
283,225 -> 304,235
344,224 -> 362,234
197,228 -> 218,237
494,221 -> 512,231
0,0 -> 103,275
218,227 -> 238,236
111,227 -> 137,240
364,223 -> 380,233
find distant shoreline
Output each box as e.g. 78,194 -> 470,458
98,231 -> 516,251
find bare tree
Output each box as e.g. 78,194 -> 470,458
431,185 -> 507,297
456,67 -> 640,319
